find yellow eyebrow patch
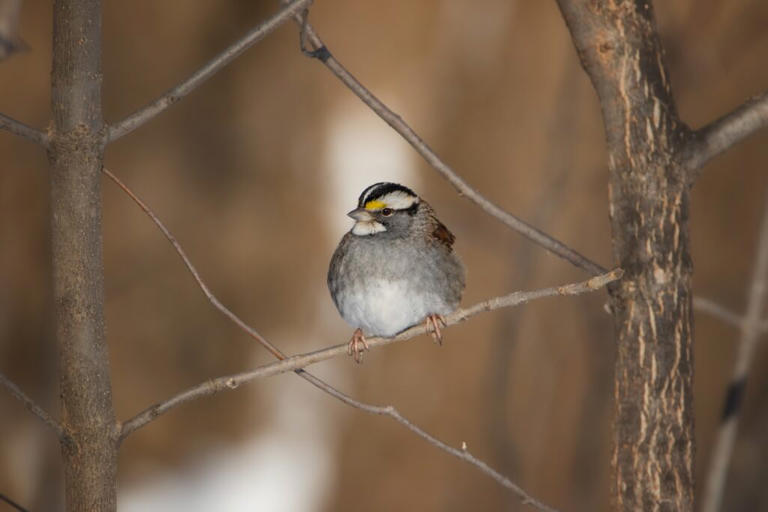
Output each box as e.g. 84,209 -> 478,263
364,200 -> 386,210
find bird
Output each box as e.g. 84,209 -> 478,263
328,182 -> 465,363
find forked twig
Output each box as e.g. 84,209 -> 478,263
103,168 -> 602,511
292,8 -> 768,337
119,267 -> 621,436
107,0 -> 313,141
293,9 -> 605,276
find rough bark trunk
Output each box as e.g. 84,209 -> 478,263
49,0 -> 117,510
556,1 -> 695,510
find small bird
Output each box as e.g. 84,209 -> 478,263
328,182 -> 465,363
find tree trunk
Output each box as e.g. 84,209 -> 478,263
556,1 -> 695,510
49,0 -> 117,510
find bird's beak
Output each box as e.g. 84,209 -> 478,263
348,208 -> 374,221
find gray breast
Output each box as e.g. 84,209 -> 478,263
328,234 -> 465,336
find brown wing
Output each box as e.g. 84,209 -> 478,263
432,219 -> 455,248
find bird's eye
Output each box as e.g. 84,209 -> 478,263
381,208 -> 394,216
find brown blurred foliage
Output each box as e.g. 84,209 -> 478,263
1,1 -> 767,510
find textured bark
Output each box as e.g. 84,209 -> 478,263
556,1 -> 694,510
49,0 -> 117,510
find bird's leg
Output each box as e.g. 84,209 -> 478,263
347,328 -> 369,364
424,314 -> 447,345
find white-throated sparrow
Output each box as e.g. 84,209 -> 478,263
328,182 -> 465,363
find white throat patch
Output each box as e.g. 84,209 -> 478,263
352,220 -> 386,236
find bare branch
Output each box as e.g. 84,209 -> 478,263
0,491 -> 28,512
693,296 -> 768,335
293,11 -> 763,367
0,112 -> 48,146
102,168 -> 285,360
693,296 -> 744,330
294,14 -> 605,276
106,167 -> 612,510
107,0 -> 313,142
702,187 -> 768,512
299,371 -> 561,512
120,268 -> 621,438
0,371 -> 66,440
685,91 -> 768,174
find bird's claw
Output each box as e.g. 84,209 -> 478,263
425,314 -> 448,345
347,328 -> 369,364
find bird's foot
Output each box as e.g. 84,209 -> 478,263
425,314 -> 448,345
347,328 -> 369,364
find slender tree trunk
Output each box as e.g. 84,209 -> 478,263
49,0 -> 117,510
557,1 -> 695,510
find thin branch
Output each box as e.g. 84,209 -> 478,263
0,492 -> 28,512
694,297 -> 768,333
0,371 -> 66,440
0,112 -> 48,146
294,13 -> 605,276
685,91 -> 768,174
702,187 -> 768,512
107,0 -> 313,142
105,167 -> 609,511
121,362 -> 562,512
294,13 -> 768,348
291,9 -> 761,342
118,271 -> 614,512
299,371 -> 561,512
292,6 -> 768,508
119,268 -> 621,437
693,296 -> 744,330
102,168 -> 285,360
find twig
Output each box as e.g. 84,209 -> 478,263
694,296 -> 768,333
293,14 -> 768,508
293,10 -> 761,340
300,371 -> 561,512
107,0 -> 313,142
702,187 -> 768,512
119,268 -> 621,438
293,12 -> 605,276
104,168 -> 598,511
685,91 -> 768,175
693,296 -> 744,330
102,168 -> 285,360
0,112 -> 48,146
0,492 -> 28,512
0,371 -> 66,440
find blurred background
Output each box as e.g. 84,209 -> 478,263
1,1 -> 767,510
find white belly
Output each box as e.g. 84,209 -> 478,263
336,279 -> 449,337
